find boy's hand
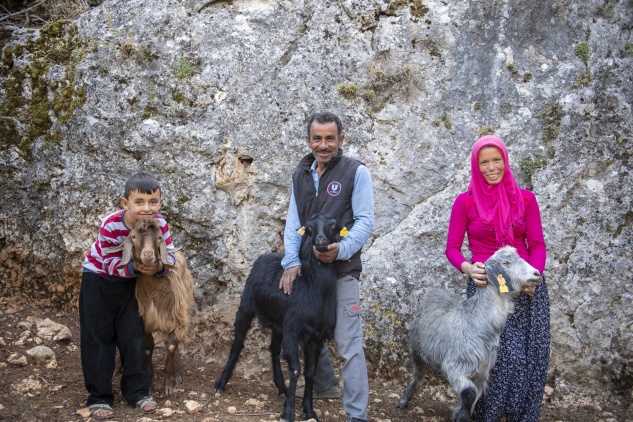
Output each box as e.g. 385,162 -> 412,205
134,260 -> 164,275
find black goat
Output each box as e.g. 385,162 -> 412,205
214,213 -> 341,422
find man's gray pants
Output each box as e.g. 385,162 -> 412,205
312,274 -> 369,421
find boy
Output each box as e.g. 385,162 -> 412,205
80,172 -> 175,419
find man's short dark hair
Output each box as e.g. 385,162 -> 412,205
306,112 -> 343,138
124,172 -> 161,198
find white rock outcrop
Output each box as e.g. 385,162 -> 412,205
0,0 -> 631,399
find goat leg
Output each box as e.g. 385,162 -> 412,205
447,371 -> 477,422
144,332 -> 155,394
270,330 -> 288,397
453,387 -> 477,422
396,353 -> 426,409
175,346 -> 185,383
214,307 -> 255,392
281,345 -> 301,422
300,339 -> 321,421
164,332 -> 179,395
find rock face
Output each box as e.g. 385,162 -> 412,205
0,0 -> 631,398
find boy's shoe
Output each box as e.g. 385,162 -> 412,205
89,403 -> 114,420
295,384 -> 342,399
135,396 -> 157,414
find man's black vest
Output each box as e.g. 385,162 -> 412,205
292,149 -> 363,278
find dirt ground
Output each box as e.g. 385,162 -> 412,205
0,297 -> 630,422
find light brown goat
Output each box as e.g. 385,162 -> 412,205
108,218 -> 195,395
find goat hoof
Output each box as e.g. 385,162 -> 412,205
280,410 -> 294,422
396,399 -> 409,409
452,409 -> 470,422
214,381 -> 225,392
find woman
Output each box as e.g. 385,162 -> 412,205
445,135 -> 549,421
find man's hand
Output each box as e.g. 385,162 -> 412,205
280,266 -> 301,295
313,242 -> 339,264
134,260 -> 164,275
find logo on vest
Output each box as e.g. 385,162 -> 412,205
327,181 -> 342,197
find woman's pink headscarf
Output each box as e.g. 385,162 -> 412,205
468,135 -> 525,247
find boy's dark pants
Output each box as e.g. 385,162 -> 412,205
79,271 -> 149,407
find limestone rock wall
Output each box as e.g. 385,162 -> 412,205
0,0 -> 631,398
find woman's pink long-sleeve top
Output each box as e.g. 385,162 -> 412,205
446,190 -> 547,274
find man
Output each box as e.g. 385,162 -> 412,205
280,111 -> 374,422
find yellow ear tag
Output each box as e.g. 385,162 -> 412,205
339,227 -> 349,237
497,274 -> 509,293
296,226 -> 305,236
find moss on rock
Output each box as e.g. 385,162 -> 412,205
0,20 -> 86,160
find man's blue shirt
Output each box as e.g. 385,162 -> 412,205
281,161 -> 375,270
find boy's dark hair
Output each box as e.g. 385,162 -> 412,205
306,112 -> 343,138
124,172 -> 161,198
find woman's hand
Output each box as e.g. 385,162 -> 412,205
462,261 -> 487,286
522,285 -> 537,295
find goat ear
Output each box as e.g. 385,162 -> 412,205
485,266 -> 499,288
102,243 -> 125,255
159,238 -> 177,269
116,236 -> 135,269
485,263 -> 515,293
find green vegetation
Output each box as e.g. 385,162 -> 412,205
141,105 -> 159,120
574,41 -> 590,66
523,72 -> 533,83
624,42 -> 633,58
384,0 -> 429,19
175,59 -> 196,79
574,70 -> 593,88
595,3 -> 616,19
410,0 -> 430,19
118,42 -> 138,59
442,113 -> 452,130
172,92 -> 189,105
519,156 -> 547,190
477,126 -> 495,138
363,66 -> 415,111
142,49 -> 158,60
506,62 -> 520,77
473,102 -> 483,112
537,102 -> 564,157
0,20 -> 86,160
0,1 -> 91,28
572,41 -> 591,89
338,83 -> 359,100
411,37 -> 441,57
339,66 -> 417,112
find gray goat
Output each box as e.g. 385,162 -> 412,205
396,246 -> 542,422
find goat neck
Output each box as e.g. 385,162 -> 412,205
466,284 -> 515,335
304,250 -> 337,290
